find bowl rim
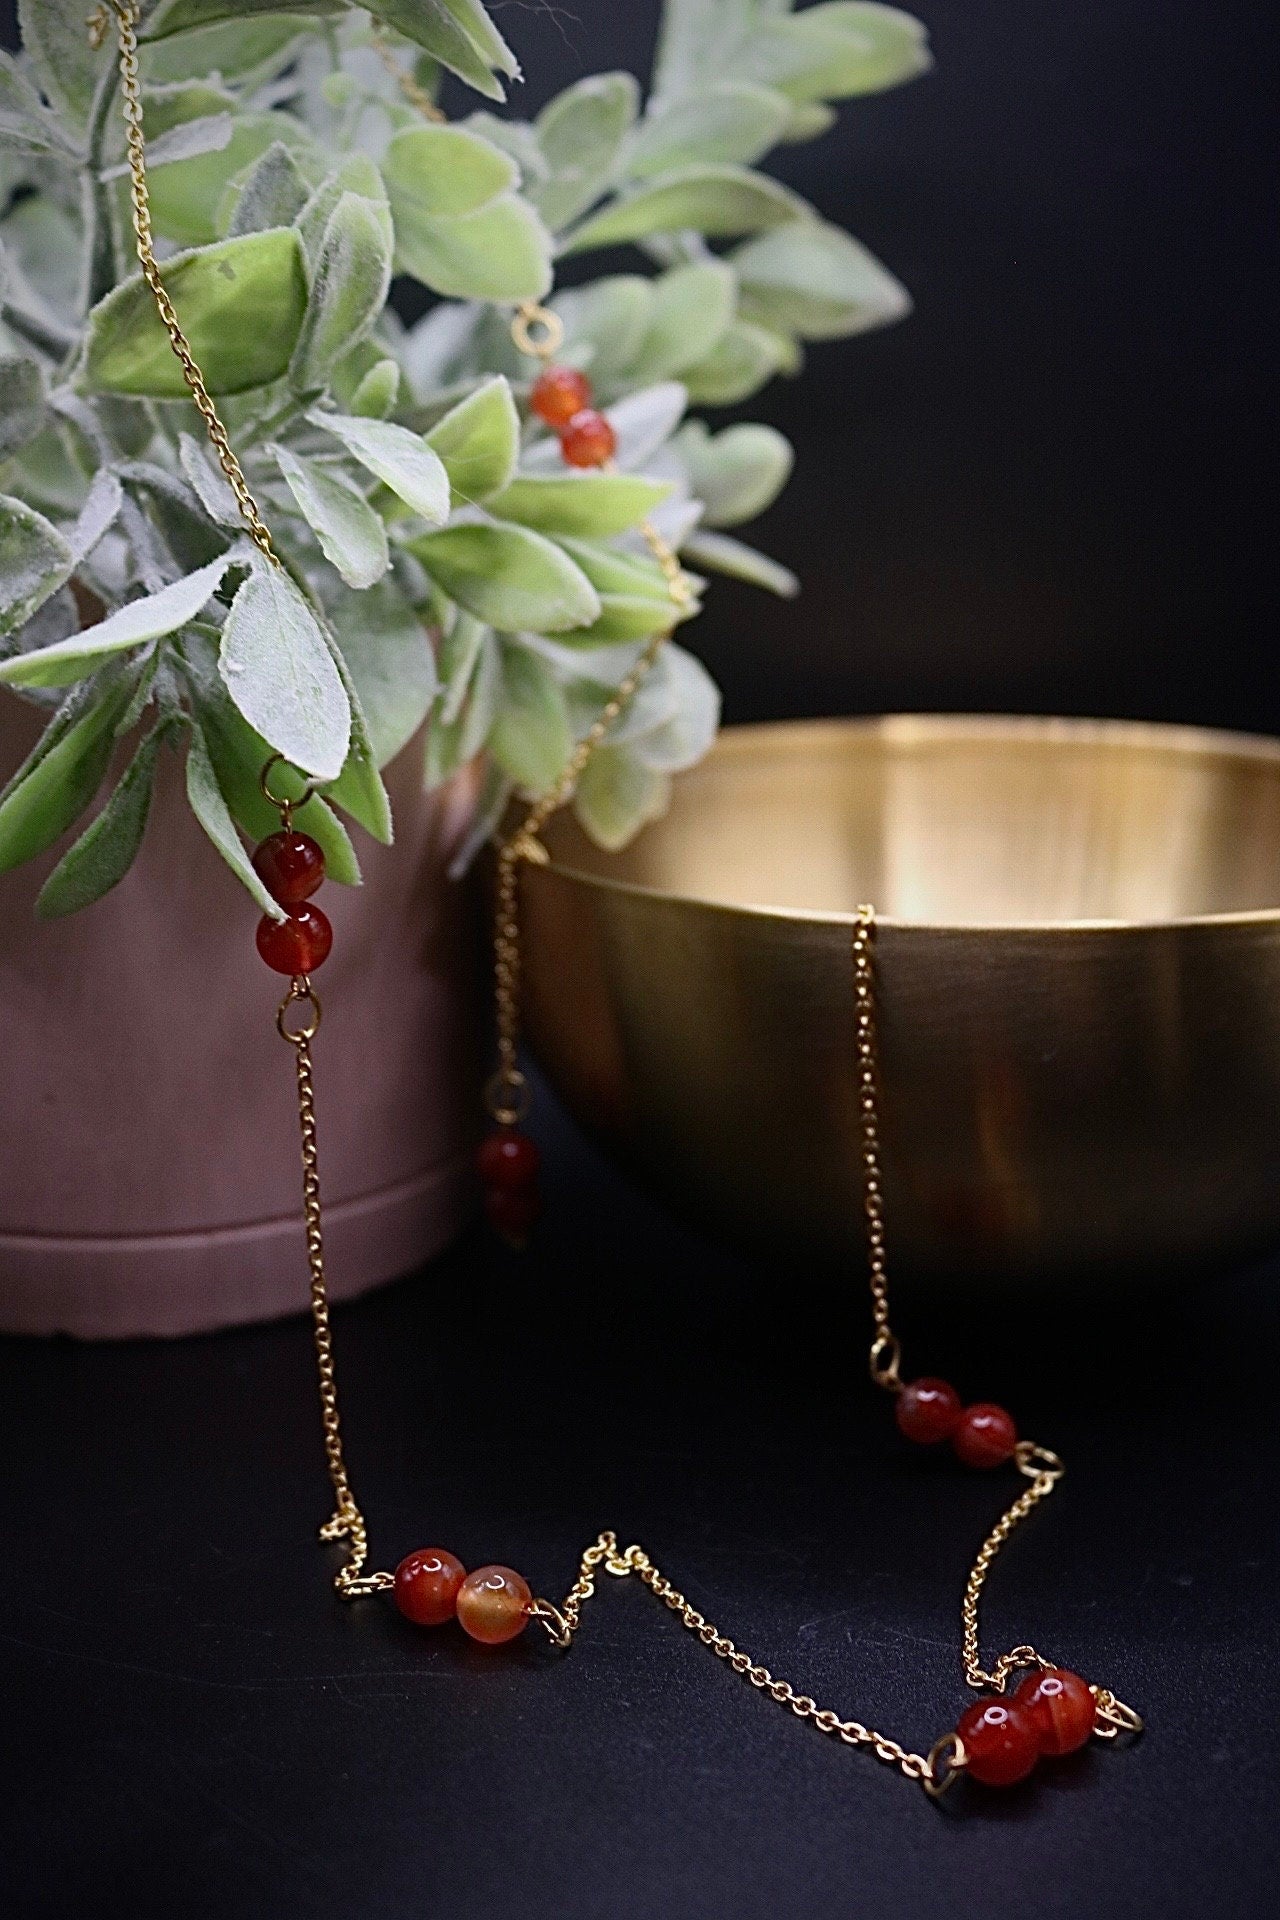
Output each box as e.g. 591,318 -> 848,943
539,712 -> 1280,935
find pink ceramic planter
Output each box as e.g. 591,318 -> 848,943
0,698 -> 482,1338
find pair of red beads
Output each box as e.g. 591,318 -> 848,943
393,1548 -> 533,1644
252,829 -> 333,974
477,1127 -> 542,1243
957,1668 -> 1097,1786
895,1377 -> 1018,1468
529,364 -> 617,468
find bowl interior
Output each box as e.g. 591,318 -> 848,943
541,715 -> 1280,928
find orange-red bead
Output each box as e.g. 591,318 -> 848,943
956,1696 -> 1040,1786
560,407 -> 616,468
953,1402 -> 1018,1468
456,1565 -> 532,1644
255,902 -> 333,975
895,1377 -> 962,1444
1013,1667 -> 1096,1755
393,1547 -> 466,1627
477,1129 -> 541,1188
530,364 -> 592,427
252,830 -> 325,906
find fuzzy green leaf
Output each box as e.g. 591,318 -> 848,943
740,5 -> 932,104
142,1 -> 346,38
35,721 -> 168,918
318,622 -> 393,842
562,165 -> 810,254
143,13 -> 318,87
348,358 -> 401,418
680,318 -> 793,405
627,83 -> 793,176
574,745 -> 670,852
551,276 -> 654,386
138,98 -> 315,249
308,411 -> 450,524
531,73 -> 638,229
17,0 -> 100,131
0,355 -> 46,459
733,220 -> 910,339
487,473 -> 672,539
82,229 -> 309,398
681,528 -> 798,597
0,672 -> 133,873
410,523 -> 601,634
178,432 -> 241,525
489,642 -> 572,791
183,717 -> 286,920
290,191 -> 393,390
218,562 -> 351,780
626,261 -> 736,382
273,446 -> 389,590
391,191 -> 553,302
0,494 -> 73,640
674,421 -> 793,527
425,375 -> 519,504
382,124 -> 517,219
366,1 -> 520,101
327,575 -> 437,771
224,141 -> 311,238
0,552 -> 233,688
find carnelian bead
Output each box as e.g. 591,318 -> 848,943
895,1377 -> 963,1444
953,1402 -> 1018,1469
255,903 -> 333,975
484,1183 -> 541,1243
956,1696 -> 1040,1787
252,829 -> 325,906
477,1129 -> 541,1188
393,1547 -> 466,1627
560,407 -> 616,468
1013,1667 -> 1096,1755
456,1565 -> 532,1644
530,364 -> 592,427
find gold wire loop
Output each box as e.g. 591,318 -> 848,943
530,1599 -> 574,1649
868,1331 -> 902,1390
511,301 -> 565,360
1092,1688 -> 1145,1738
484,1067 -> 530,1127
1014,1440 -> 1065,1483
277,979 -> 322,1045
922,1731 -> 967,1799
259,752 -> 317,817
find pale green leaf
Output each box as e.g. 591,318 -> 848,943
143,13 -> 317,88
318,621 -> 393,842
0,493 -> 72,639
733,220 -> 910,339
554,536 -> 675,602
142,1 -> 346,37
489,642 -> 572,791
0,355 -> 46,459
366,0 -> 520,101
179,624 -> 360,883
487,472 -> 672,539
531,73 -> 638,229
183,717 -> 286,920
562,165 -> 810,254
674,421 -> 793,527
551,276 -> 653,386
425,375 -> 519,504
627,84 -> 792,176
0,552 -> 233,688
308,410 -> 450,524
35,721 -> 168,918
382,124 -> 516,220
392,190 -> 553,302
739,5 -> 932,104
17,0 -> 100,130
296,154 -> 387,267
178,432 -> 241,525
574,745 -> 670,852
273,445 -> 389,591
626,261 -> 736,382
680,318 -> 793,404
224,141 -> 310,238
348,358 -> 401,417
410,523 -> 600,633
327,575 -> 437,770
438,610 -> 488,725
218,562 -> 351,780
138,99 -> 315,249
290,191 -> 393,391
681,528 -> 798,597
0,672 -> 133,873
82,229 -> 309,398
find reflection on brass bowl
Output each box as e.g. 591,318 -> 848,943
520,715 -> 1280,1282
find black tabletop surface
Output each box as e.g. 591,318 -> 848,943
2,1093 -> 1276,1920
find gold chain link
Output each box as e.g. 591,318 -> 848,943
95,5 -> 1139,1794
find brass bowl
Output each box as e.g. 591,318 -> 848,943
522,715 -> 1280,1281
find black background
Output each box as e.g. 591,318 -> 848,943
2,5 -> 1278,1918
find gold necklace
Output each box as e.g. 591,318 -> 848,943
100,0 -> 1141,1804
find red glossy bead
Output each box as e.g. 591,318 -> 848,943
456,1565 -> 532,1644
251,830 -> 325,906
953,1402 -> 1018,1469
956,1696 -> 1041,1787
1013,1667 -> 1096,1756
476,1129 -> 541,1188
255,903 -> 333,975
393,1547 -> 466,1627
560,407 -> 616,468
895,1377 -> 963,1445
484,1182 -> 541,1243
530,364 -> 592,427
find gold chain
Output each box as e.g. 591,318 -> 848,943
96,6 -> 1139,1798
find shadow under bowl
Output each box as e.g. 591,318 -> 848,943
521,714 -> 1280,1284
